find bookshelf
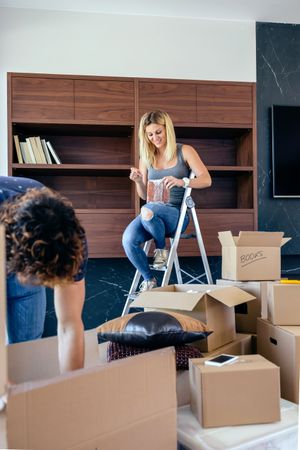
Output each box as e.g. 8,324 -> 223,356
8,73 -> 257,257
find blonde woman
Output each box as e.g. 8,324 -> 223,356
122,110 -> 211,292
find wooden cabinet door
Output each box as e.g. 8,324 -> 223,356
11,76 -> 74,120
74,80 -> 135,123
197,84 -> 253,126
77,212 -> 135,257
138,81 -> 197,124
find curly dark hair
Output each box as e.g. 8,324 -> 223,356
0,187 -> 85,287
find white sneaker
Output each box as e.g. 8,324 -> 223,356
153,248 -> 169,270
138,278 -> 157,293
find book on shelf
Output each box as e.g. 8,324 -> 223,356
13,135 -> 23,164
19,142 -> 31,164
46,141 -> 61,164
25,138 -> 37,164
34,136 -> 47,164
41,139 -> 52,164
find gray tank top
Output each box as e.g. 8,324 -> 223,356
148,143 -> 190,207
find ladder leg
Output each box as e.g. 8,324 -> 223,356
161,203 -> 187,286
190,206 -> 213,284
170,238 -> 183,284
122,240 -> 152,316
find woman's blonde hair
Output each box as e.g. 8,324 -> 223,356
138,110 -> 177,167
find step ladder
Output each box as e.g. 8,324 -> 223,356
122,172 -> 213,316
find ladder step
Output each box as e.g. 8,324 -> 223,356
149,265 -> 167,271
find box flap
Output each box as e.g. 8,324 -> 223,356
131,290 -> 206,311
0,226 -> 7,397
235,231 -> 284,247
8,328 -> 100,384
7,347 -> 176,450
281,237 -> 291,247
218,231 -> 236,247
207,286 -> 256,307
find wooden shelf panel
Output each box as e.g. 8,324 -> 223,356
208,166 -> 253,172
192,172 -> 254,209
76,208 -> 135,214
12,164 -> 131,170
77,211 -> 135,258
197,84 -> 253,126
74,80 -> 135,123
11,173 -> 134,210
11,76 -> 74,121
178,210 -> 255,256
12,164 -> 252,172
138,81 -> 197,124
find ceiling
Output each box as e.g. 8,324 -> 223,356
0,0 -> 300,24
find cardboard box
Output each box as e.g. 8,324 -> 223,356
201,332 -> 255,358
218,231 -> 290,281
262,282 -> 300,325
177,333 -> 255,407
0,230 -> 177,450
257,317 -> 300,404
131,284 -> 255,352
189,354 -> 281,428
3,340 -> 177,450
216,279 -> 268,333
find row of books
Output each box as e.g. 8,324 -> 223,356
14,135 -> 62,164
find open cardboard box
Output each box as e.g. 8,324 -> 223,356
218,231 -> 290,281
0,226 -> 177,450
217,279 -> 269,333
131,284 -> 255,352
189,354 -> 281,428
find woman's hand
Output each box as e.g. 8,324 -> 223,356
130,167 -> 143,184
163,176 -> 184,189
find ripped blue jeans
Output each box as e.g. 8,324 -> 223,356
122,202 -> 189,281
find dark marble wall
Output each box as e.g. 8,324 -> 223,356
256,22 -> 300,257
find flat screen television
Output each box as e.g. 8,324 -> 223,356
272,105 -> 300,197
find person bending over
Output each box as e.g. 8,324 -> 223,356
0,176 -> 87,373
122,110 -> 211,293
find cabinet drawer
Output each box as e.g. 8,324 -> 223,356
77,212 -> 135,257
197,84 -> 253,126
11,77 -> 74,120
138,82 -> 197,124
75,80 -> 135,123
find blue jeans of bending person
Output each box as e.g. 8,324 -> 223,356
122,202 -> 189,281
6,274 -> 46,343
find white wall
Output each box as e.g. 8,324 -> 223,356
0,7 -> 256,174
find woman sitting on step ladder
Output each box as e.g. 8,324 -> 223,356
122,110 -> 211,293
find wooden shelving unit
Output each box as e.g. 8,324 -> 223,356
7,73 -> 257,257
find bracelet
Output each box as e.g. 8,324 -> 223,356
182,177 -> 190,188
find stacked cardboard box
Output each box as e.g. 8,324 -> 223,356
132,284 -> 258,410
257,282 -> 300,404
217,230 -> 290,333
218,230 -> 300,405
